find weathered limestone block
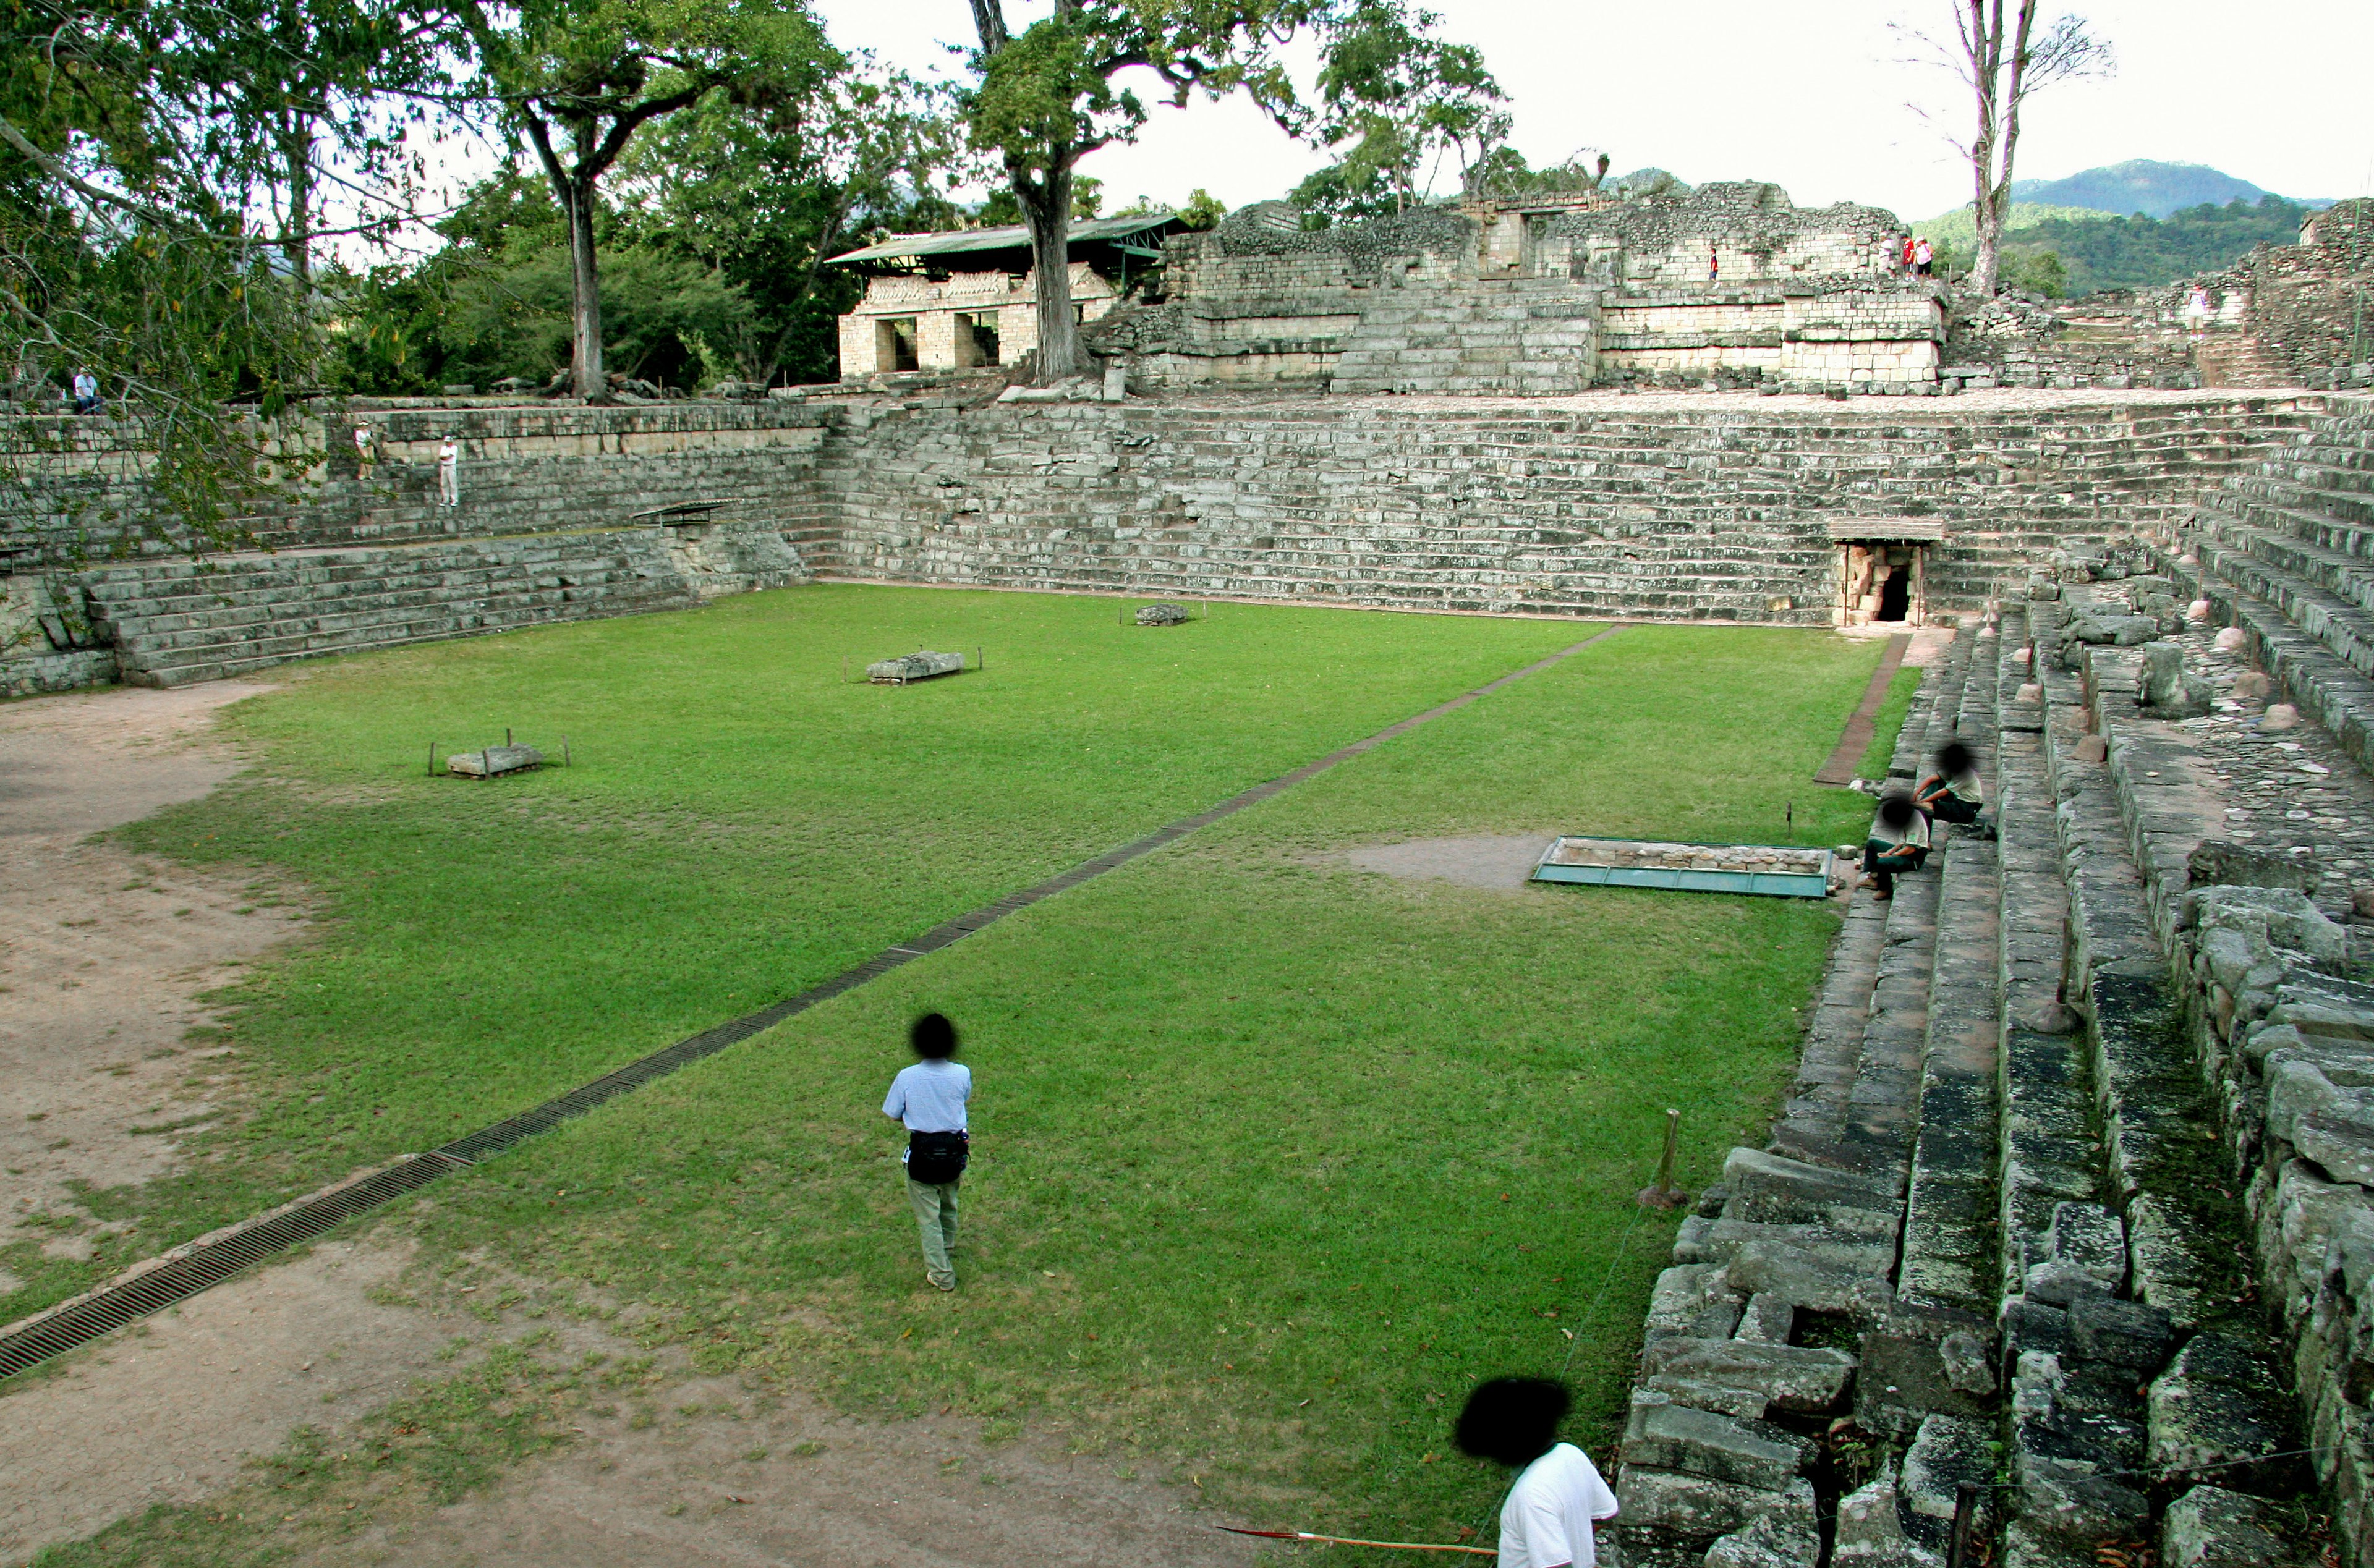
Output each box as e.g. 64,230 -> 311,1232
1858,1308 -> 1996,1438
866,649 -> 966,683
1636,1336 -> 1857,1417
446,744 -> 543,777
1721,1235 -> 1897,1316
1644,1263 -> 1746,1342
2268,1062 -> 2374,1185
2187,839 -> 2320,896
1615,1469 -> 1813,1552
1134,601 -> 1191,625
2161,1485 -> 2313,1568
1703,1501 -> 1823,1568
1674,1215 -> 1898,1268
2071,613 -> 2158,646
1733,1292 -> 1795,1344
2148,1331 -> 2308,1493
2141,641 -> 2214,716
2067,1297 -> 2176,1370
1622,1392 -> 1814,1490
1900,1413 -> 1997,1550
1832,1472 -> 1943,1568
2024,1202 -> 2127,1303
1721,1146 -> 1902,1226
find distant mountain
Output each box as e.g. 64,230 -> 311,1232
2009,159 -> 2331,220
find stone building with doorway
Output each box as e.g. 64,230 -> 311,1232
828,214 -> 1179,378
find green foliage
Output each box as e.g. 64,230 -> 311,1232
1925,196 -> 2312,295
1300,0 -> 1507,214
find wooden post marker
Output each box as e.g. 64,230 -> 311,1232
1637,1108 -> 1687,1209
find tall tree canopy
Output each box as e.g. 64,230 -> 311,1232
1303,0 -> 1505,215
959,0 -> 1319,384
457,0 -> 841,399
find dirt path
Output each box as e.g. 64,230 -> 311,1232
305,1373 -> 1260,1568
0,682 -> 298,1275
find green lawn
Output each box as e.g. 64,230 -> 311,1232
14,593 -> 1905,1562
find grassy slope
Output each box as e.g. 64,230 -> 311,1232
395,624 -> 1894,1550
7,587 -> 1587,1320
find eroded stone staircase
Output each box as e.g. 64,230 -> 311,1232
1612,601 -> 2352,1567
1329,276 -> 1598,396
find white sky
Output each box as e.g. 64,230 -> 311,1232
814,0 -> 2374,222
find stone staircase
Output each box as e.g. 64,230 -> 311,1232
81,531 -> 707,687
2198,333 -> 2298,390
2177,396 -> 2374,775
1328,276 -> 1598,396
1612,608 -> 2345,1568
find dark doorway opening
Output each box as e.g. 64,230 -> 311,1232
1878,568 -> 1911,622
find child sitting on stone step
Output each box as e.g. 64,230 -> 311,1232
1915,741 -> 1991,835
1860,792 -> 1929,901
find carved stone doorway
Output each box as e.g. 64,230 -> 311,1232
1826,520 -> 1945,628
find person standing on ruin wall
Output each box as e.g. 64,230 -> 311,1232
436,434 -> 459,509
354,421 -> 377,481
882,1012 -> 972,1291
2185,286 -> 2213,341
1900,233 -> 1917,274
1914,237 -> 1934,277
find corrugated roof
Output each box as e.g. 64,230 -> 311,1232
1826,517 -> 1947,543
827,213 -> 1177,266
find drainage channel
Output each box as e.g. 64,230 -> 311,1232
0,625 -> 1626,1382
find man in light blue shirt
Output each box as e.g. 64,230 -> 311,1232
882,1013 -> 972,1290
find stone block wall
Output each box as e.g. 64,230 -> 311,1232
797,393 -> 2312,622
2240,201 -> 2374,385
1598,285 -> 1942,386
5,400 -> 833,569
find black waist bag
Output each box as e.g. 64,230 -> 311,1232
908,1129 -> 969,1185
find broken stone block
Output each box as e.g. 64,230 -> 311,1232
2148,1333 -> 2309,1494
2187,840 -> 2320,896
2001,1297 -> 2071,1360
2188,599 -> 2213,623
1832,1472 -> 1943,1568
2141,642 -> 2214,716
867,649 -> 966,682
1644,1263 -> 1745,1342
2214,627 -> 2248,653
2162,1485 -> 2313,1568
2072,613 -> 2158,646
2014,1458 -> 2153,1548
1721,1147 -> 1901,1225
2072,734 -> 2109,763
2030,1202 -> 2126,1299
2268,1060 -> 2374,1185
1857,1308 -> 1996,1438
2230,671 -> 2271,699
1622,1394 -> 1814,1490
2186,884 -> 2348,965
1614,1468 -> 1810,1548
1134,602 -> 1189,625
1703,1501 -> 1823,1568
1900,1413 -> 1996,1549
1734,1293 -> 1794,1344
1636,1336 -> 1857,1416
1678,1215 -> 1897,1266
2067,1297 -> 2176,1370
446,743 -> 543,777
2258,703 -> 2300,731
1723,1236 -> 1897,1316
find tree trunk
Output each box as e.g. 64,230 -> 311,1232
1019,164 -> 1088,384
1970,159 -> 2002,297
565,178 -> 607,399
278,117 -> 314,286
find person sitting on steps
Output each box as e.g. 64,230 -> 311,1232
1915,740 -> 1991,836
1860,792 -> 1929,901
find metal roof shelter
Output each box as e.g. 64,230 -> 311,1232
827,213 -> 1178,274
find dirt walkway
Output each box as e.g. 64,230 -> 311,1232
304,1371 -> 1259,1568
0,682 -> 296,1278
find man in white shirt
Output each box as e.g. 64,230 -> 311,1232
1859,792 -> 1931,901
436,436 -> 460,508
882,1012 -> 972,1291
1454,1378 -> 1619,1568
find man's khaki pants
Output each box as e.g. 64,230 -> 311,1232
907,1176 -> 960,1287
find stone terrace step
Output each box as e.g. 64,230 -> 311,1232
2171,545 -> 2374,778
2192,518 -> 2374,682
82,533 -> 701,687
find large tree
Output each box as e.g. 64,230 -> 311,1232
1306,0 -> 1505,214
959,0 -> 1319,384
1908,2 -> 2112,296
459,0 -> 839,399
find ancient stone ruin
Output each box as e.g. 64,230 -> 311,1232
7,169 -> 2374,1568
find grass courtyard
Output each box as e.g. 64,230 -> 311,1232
14,585 -> 1907,1561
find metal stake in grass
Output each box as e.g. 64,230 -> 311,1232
428,740 -> 436,778
1636,1108 -> 1687,1209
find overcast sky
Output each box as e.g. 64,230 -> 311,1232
812,0 -> 2374,222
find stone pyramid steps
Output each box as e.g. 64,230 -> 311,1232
1330,278 -> 1597,396
83,532 -> 701,687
